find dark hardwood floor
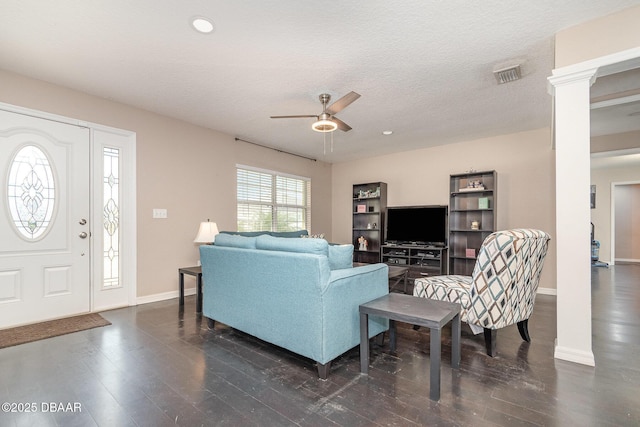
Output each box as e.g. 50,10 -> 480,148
1,264 -> 639,426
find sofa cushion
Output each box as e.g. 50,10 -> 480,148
214,233 -> 257,249
255,234 -> 328,256
328,244 -> 354,270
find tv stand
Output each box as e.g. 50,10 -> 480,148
381,244 -> 447,287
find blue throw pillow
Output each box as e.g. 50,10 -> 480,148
255,235 -> 328,256
214,233 -> 257,249
271,230 -> 309,238
219,230 -> 309,238
328,244 -> 354,270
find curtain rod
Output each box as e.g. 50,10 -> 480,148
234,137 -> 317,162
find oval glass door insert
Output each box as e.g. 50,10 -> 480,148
7,145 -> 56,240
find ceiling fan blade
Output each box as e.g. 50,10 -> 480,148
332,116 -> 352,132
326,91 -> 361,115
270,115 -> 318,119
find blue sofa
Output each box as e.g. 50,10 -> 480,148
199,233 -> 389,379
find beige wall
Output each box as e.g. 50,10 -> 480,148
0,69 -> 333,299
615,184 -> 640,261
591,163 -> 640,264
555,5 -> 640,67
559,6 -> 640,264
589,118 -> 640,265
4,4 -> 636,301
592,130 -> 640,153
556,7 -> 640,267
332,128 -> 557,290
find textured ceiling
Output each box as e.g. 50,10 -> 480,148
2,1 -> 640,163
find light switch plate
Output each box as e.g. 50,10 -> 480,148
153,208 -> 168,219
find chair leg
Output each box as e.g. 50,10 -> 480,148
317,361 -> 331,380
483,328 -> 497,357
517,319 -> 531,342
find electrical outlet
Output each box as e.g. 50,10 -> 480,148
153,208 -> 168,219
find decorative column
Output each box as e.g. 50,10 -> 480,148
548,69 -> 597,366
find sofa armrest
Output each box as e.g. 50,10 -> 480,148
328,262 -> 388,284
320,263 -> 389,362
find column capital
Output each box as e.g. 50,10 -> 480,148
547,68 -> 598,95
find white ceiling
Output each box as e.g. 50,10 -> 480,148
590,68 -> 640,137
2,1 -> 640,163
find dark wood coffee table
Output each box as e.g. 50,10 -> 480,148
359,293 -> 461,401
354,263 -> 409,294
387,265 -> 409,294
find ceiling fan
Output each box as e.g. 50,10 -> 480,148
270,91 -> 361,132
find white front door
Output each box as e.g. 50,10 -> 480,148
0,109 -> 90,328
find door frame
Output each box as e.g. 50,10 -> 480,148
610,179 -> 640,265
0,101 -> 137,311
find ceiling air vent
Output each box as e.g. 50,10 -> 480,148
493,65 -> 521,84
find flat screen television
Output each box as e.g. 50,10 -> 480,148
385,205 -> 447,246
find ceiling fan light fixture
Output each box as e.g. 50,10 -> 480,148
312,119 -> 337,133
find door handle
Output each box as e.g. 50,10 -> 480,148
79,232 -> 88,239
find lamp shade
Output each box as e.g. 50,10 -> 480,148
194,221 -> 219,244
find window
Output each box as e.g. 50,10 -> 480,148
103,147 -> 120,288
7,145 -> 56,240
237,166 -> 310,232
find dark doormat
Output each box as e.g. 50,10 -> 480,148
0,313 -> 111,349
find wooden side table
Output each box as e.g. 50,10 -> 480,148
359,293 -> 461,401
178,266 -> 203,313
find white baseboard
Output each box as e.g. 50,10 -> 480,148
615,258 -> 640,263
139,286 -> 553,306
137,287 -> 556,305
554,339 -> 595,366
136,287 -> 196,305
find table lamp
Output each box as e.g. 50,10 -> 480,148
194,219 -> 219,244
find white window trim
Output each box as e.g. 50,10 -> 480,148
236,164 -> 311,232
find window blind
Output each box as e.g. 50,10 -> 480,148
237,166 -> 310,232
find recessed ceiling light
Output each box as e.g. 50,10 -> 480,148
191,17 -> 215,34
382,130 -> 393,135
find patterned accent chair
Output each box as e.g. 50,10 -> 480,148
413,229 -> 550,356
